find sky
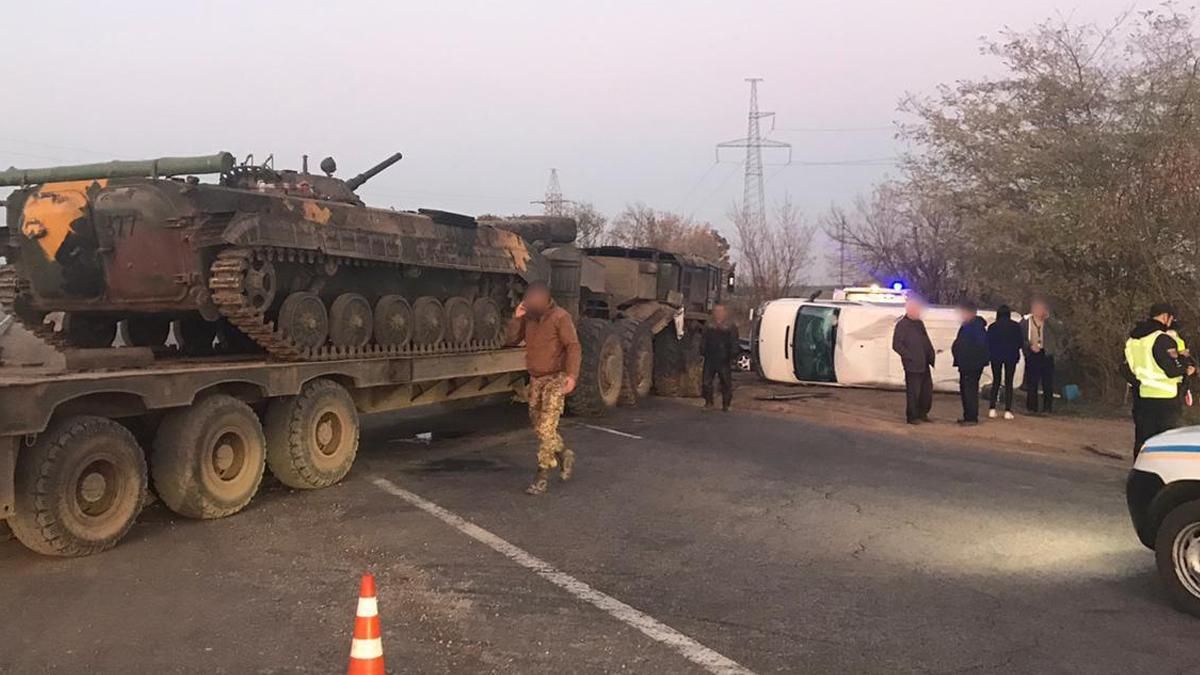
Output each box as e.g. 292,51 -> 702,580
1,0 -> 1138,280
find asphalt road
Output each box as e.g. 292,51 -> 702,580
0,397 -> 1195,674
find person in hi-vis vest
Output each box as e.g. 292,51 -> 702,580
1122,303 -> 1195,456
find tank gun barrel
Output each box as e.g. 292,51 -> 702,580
0,152 -> 235,187
345,152 -> 403,192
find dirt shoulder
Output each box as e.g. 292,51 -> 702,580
726,374 -> 1133,464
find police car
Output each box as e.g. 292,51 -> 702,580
1128,428 -> 1200,616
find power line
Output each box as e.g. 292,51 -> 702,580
716,78 -> 792,232
773,126 -> 894,133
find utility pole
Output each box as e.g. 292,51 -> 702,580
531,168 -> 574,216
716,78 -> 792,230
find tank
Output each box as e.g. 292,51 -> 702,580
0,151 -> 551,360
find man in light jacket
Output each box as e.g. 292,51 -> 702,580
1019,298 -> 1064,414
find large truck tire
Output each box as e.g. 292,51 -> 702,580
265,378 -> 360,489
1155,499 -> 1200,617
152,394 -> 266,519
653,329 -> 684,397
617,319 -> 654,405
568,318 -> 624,417
10,416 -> 147,557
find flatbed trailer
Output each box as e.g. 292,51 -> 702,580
0,348 -> 527,557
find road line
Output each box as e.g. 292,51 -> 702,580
370,476 -> 754,675
576,423 -> 643,440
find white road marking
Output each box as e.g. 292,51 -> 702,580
371,476 -> 755,675
576,423 -> 643,440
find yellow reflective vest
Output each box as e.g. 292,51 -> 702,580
1125,330 -> 1183,399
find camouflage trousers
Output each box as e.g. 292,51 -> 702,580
528,373 -> 568,469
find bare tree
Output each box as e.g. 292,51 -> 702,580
732,194 -> 816,305
611,203 -> 730,262
571,202 -> 609,247
823,182 -> 965,304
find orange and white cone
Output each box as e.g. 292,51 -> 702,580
347,574 -> 385,675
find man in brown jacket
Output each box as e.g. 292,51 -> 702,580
505,281 -> 581,495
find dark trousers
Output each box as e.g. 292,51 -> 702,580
702,362 -> 733,408
1133,396 -> 1181,457
959,368 -> 983,422
988,360 -> 1017,411
904,369 -> 933,422
1024,352 -> 1055,413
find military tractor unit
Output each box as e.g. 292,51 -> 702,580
0,151 -> 730,556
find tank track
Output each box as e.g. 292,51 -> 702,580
0,265 -> 69,352
209,247 -> 506,362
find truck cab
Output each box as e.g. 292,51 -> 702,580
1127,427 -> 1200,617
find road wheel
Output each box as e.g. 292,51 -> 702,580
472,297 -> 502,343
567,318 -> 624,417
653,329 -> 684,397
121,317 -> 170,348
329,293 -> 373,349
617,319 -> 653,405
152,395 -> 266,519
374,295 -> 413,348
444,296 -> 475,345
1156,500 -> 1200,617
412,296 -> 446,346
63,313 -> 117,348
265,379 -> 360,489
278,292 -> 329,350
9,416 -> 147,557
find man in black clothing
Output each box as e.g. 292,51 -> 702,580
951,300 -> 989,425
701,304 -> 738,411
892,296 -> 936,424
986,305 -> 1022,419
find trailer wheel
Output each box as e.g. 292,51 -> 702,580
617,319 -> 653,405
1155,499 -> 1200,617
653,330 -> 684,397
568,318 -> 625,416
265,379 -> 360,489
9,416 -> 146,557
152,395 -> 266,519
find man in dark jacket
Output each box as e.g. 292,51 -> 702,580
986,305 -> 1022,419
1121,303 -> 1195,456
892,296 -> 936,424
701,304 -> 738,411
952,300 -> 989,424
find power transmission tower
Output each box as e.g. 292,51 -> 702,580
531,168 -> 574,216
716,78 -> 792,229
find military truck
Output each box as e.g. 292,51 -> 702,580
0,154 -> 730,557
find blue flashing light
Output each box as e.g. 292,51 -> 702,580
891,281 -> 905,291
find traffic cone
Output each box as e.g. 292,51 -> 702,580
347,574 -> 385,675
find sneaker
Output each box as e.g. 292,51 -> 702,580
1004,411 -> 1015,420
988,409 -> 998,419
559,450 -> 575,481
525,468 -> 549,495
956,419 -> 979,426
